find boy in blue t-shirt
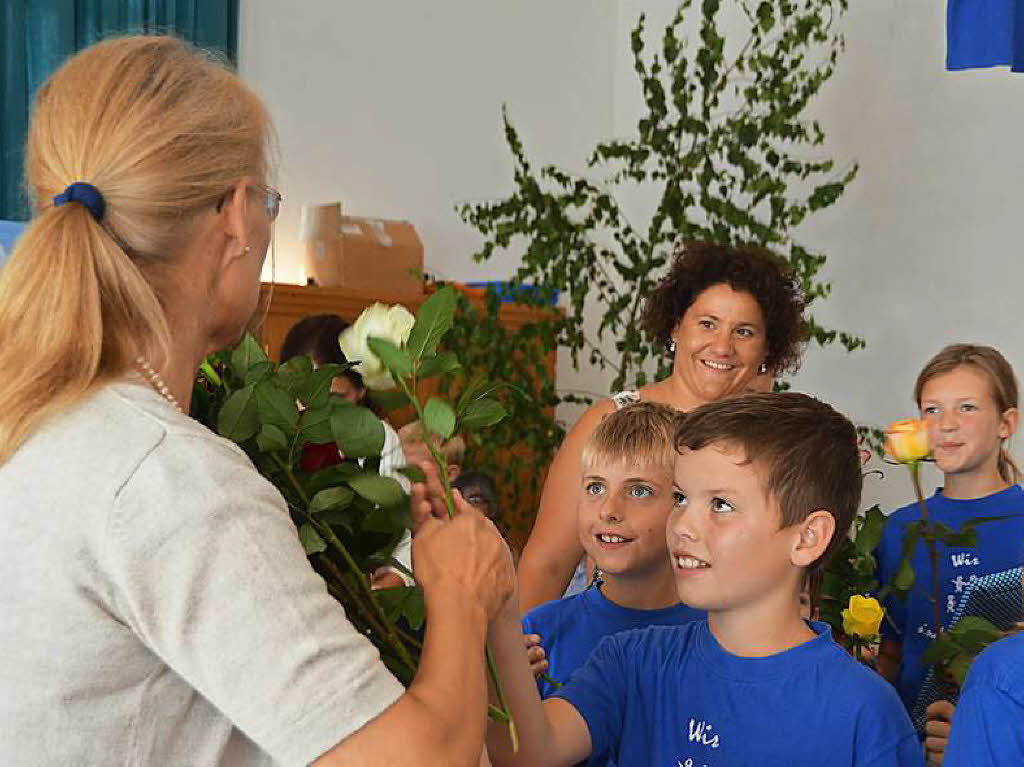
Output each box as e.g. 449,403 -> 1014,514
522,401 -> 703,702
944,630 -> 1024,765
487,393 -> 922,767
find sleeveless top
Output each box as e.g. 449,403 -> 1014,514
611,390 -> 641,410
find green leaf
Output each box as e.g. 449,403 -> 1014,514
217,385 -> 260,442
298,363 -> 352,410
423,397 -> 457,440
245,361 -> 275,386
921,635 -> 960,667
330,403 -> 386,458
367,337 -> 412,379
457,370 -> 489,416
948,654 -> 975,687
398,465 -> 427,484
892,556 -> 915,593
297,406 -> 334,444
305,463 -> 362,495
949,616 -> 1004,648
320,508 -> 354,534
854,505 -> 886,555
461,398 -> 507,432
348,473 -> 405,507
230,334 -> 268,380
368,389 -> 410,412
375,585 -> 426,630
888,521 -> 921,595
298,523 -> 327,555
309,486 -> 355,515
255,423 -> 289,452
363,504 -> 405,534
255,381 -> 300,433
407,285 -> 458,361
277,355 -> 314,396
417,351 -> 461,379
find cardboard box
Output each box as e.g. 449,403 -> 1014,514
301,202 -> 424,298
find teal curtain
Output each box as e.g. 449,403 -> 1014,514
0,0 -> 238,220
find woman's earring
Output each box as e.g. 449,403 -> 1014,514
244,246 -> 251,253
758,362 -> 768,374
669,341 -> 677,354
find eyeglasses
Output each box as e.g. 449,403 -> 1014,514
215,182 -> 282,222
253,183 -> 282,222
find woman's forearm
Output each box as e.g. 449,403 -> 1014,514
315,596 -> 489,766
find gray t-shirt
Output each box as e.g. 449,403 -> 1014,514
0,382 -> 403,766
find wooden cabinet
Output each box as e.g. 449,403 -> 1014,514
255,283 -> 555,548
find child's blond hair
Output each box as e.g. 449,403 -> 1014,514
398,421 -> 466,466
580,401 -> 678,475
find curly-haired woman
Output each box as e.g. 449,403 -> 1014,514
517,241 -> 808,611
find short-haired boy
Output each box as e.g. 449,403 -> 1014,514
488,392 -> 922,767
521,402 -> 704,702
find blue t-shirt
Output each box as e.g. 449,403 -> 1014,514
946,0 -> 1024,72
875,485 -> 1024,710
945,632 -> 1024,766
522,585 -> 702,698
555,620 -> 922,767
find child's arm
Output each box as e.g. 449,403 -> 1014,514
486,599 -> 592,767
876,638 -> 902,684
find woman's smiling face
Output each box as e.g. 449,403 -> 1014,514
670,283 -> 768,405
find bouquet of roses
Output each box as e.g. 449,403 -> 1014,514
192,286 -> 516,741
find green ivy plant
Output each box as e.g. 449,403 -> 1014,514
921,617 -> 1005,688
815,504 -> 886,637
190,286 -> 517,738
452,0 -> 866,514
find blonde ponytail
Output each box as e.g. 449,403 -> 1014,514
0,36 -> 272,463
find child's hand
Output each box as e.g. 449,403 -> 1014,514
924,700 -> 954,765
1004,620 -> 1024,638
523,633 -> 548,678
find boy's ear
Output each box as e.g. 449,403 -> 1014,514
790,510 -> 835,569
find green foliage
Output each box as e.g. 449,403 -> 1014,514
816,505 -> 885,636
460,0 -> 858,387
191,337 -> 422,685
921,616 -> 1004,687
454,1 -> 862,515
437,290 -> 566,535
368,285 -> 518,738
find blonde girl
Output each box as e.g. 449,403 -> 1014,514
0,36 -> 510,766
876,344 -> 1024,755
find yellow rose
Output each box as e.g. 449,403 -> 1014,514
885,418 -> 929,464
338,303 -> 415,390
841,595 -> 884,639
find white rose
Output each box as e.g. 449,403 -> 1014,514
338,303 -> 415,390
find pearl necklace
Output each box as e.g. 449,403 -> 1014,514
135,356 -> 183,413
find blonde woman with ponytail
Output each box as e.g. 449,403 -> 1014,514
0,36 -> 512,767
874,344 -> 1024,760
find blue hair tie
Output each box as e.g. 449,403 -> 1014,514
53,182 -> 105,222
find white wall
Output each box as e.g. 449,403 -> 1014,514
241,1 -> 1024,514
238,0 -> 617,285
609,1 -> 1024,513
